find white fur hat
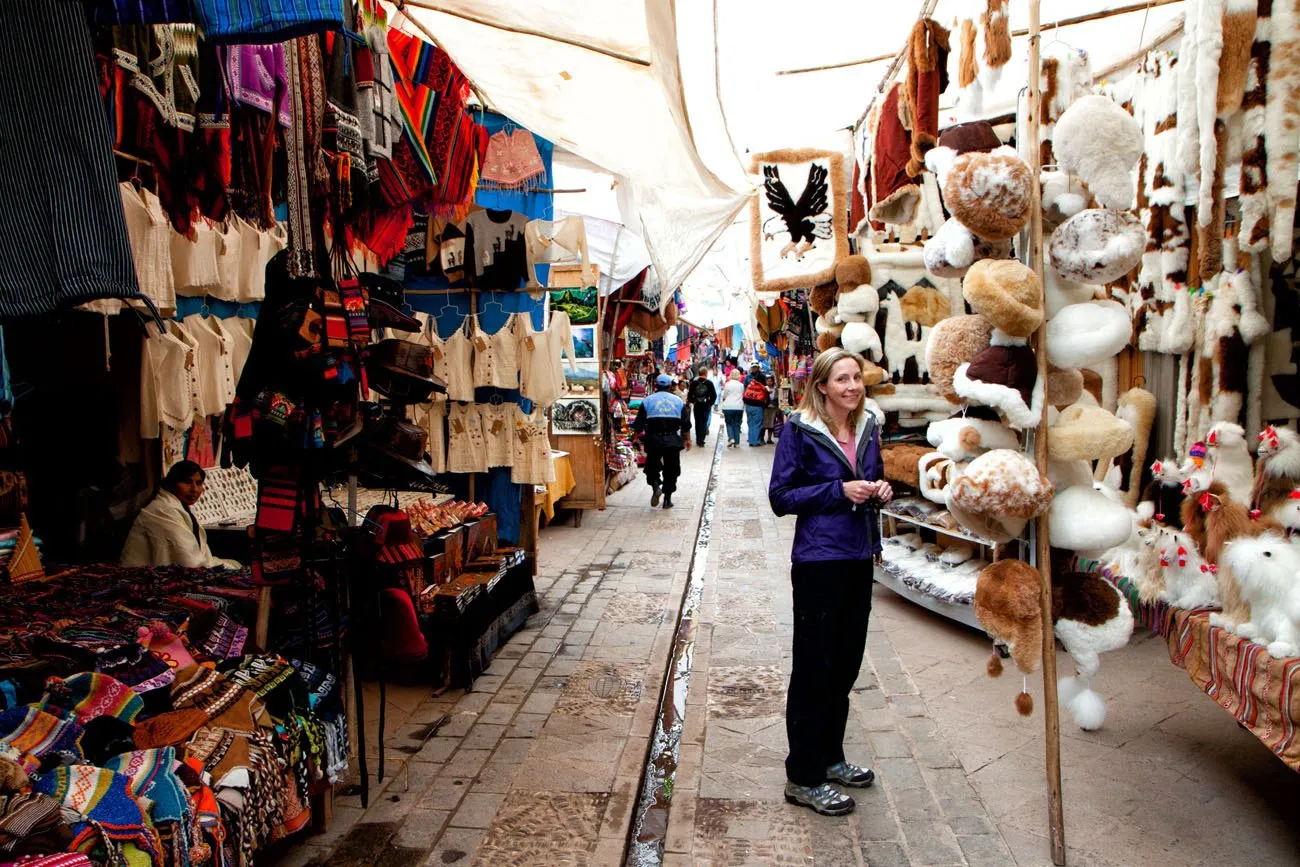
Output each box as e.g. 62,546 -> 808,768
837,284 -> 879,319
926,417 -> 1020,462
1052,95 -> 1143,210
1049,485 -> 1134,554
1044,268 -> 1095,319
1045,301 -> 1131,368
1040,170 -> 1090,228
923,218 -> 1013,279
1049,209 -> 1145,285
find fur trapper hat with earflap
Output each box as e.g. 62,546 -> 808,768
953,338 -> 1044,430
1049,209 -> 1144,285
1047,365 -> 1084,408
944,147 -> 1034,241
835,254 -> 872,295
1052,95 -> 1144,209
926,314 -> 994,403
974,558 -> 1043,715
923,217 -> 1013,279
962,259 -> 1044,338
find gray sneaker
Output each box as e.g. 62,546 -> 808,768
650,485 -> 661,507
826,761 -> 875,788
783,781 -> 855,816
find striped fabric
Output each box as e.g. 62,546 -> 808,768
189,0 -> 344,42
0,0 -> 141,317
1109,571 -> 1300,771
0,708 -> 84,774
31,765 -> 163,864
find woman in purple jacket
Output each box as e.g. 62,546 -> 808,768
768,348 -> 892,816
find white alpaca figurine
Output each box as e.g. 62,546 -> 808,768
1205,422 -> 1255,506
878,289 -> 930,383
1156,529 -> 1220,610
1222,534 -> 1300,659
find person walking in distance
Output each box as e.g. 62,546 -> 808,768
768,348 -> 892,816
742,367 -> 770,447
688,365 -> 718,447
633,374 -> 692,508
720,370 -> 745,448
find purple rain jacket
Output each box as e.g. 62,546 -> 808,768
768,410 -> 884,563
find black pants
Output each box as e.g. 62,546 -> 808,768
692,404 -> 711,446
643,448 -> 682,494
786,559 -> 873,786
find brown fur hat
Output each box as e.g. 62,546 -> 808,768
809,281 -> 838,316
881,444 -> 933,488
974,559 -> 1043,675
945,149 -> 1033,241
1047,365 -> 1084,408
900,285 -> 952,327
835,254 -> 872,294
816,331 -> 840,352
962,259 -> 1044,338
926,314 -> 994,402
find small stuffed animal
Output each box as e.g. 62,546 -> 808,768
1137,458 -> 1186,527
1222,534 -> 1300,658
1181,481 -> 1283,629
1252,425 -> 1300,526
1155,528 -> 1219,610
1205,422 -> 1255,507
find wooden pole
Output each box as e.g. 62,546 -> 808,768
1025,1 -> 1066,864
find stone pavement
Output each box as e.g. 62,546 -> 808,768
272,421 -> 1300,866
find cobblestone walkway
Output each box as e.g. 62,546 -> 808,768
274,421 -> 1300,866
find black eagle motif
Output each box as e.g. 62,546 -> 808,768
762,163 -> 833,260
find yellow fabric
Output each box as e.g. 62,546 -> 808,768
540,453 -> 576,522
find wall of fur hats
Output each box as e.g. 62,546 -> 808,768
838,2 -> 1300,734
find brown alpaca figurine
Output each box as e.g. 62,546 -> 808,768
1182,480 -> 1282,627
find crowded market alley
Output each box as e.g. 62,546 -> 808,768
273,425 -> 1300,867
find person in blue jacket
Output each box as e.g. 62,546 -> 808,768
633,374 -> 692,509
768,347 -> 892,816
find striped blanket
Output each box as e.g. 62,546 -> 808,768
1108,571 -> 1300,772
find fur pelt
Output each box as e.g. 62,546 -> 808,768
1049,209 -> 1146,285
809,281 -> 837,316
904,17 -> 952,176
841,320 -> 883,360
1222,533 -> 1300,656
1053,95 -> 1145,209
1045,301 -> 1132,369
1237,1 -> 1272,253
963,259 -> 1044,338
1252,424 -> 1300,522
944,148 -> 1034,242
1206,421 -> 1256,505
926,314 -> 994,403
1265,0 -> 1300,261
1113,388 -> 1158,507
958,18 -> 979,90
982,0 -> 1012,71
1220,0 -> 1261,115
881,443 -> 934,488
900,285 -> 951,327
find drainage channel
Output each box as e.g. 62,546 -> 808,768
624,432 -> 725,866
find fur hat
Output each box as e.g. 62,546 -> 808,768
835,254 -> 872,293
1049,485 -> 1134,554
944,147 -> 1034,241
901,285 -> 952,327
841,321 -> 883,361
881,443 -> 934,488
953,342 -> 1045,430
919,452 -> 960,504
923,218 -> 1013,279
926,314 -> 994,403
927,416 -> 1020,462
963,259 -> 1044,338
815,332 -> 840,352
1053,95 -> 1144,209
1047,365 -> 1084,408
1040,170 -> 1091,229
1043,268 -> 1095,319
809,281 -> 837,316
950,448 -> 1055,522
837,284 -> 879,321
974,559 -> 1043,674
1049,209 -> 1144,285
925,122 -> 1004,189
1049,405 -> 1135,461
1045,301 -> 1131,368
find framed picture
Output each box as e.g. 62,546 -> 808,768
749,149 -> 848,293
624,329 -> 649,356
572,325 -> 597,360
552,396 -> 601,434
565,360 -> 601,391
549,288 -> 598,325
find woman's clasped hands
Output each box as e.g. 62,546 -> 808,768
842,479 -> 893,505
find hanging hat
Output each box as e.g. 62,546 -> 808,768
378,588 -> 429,663
368,506 -> 425,565
948,449 -> 1055,541
478,128 -> 547,191
943,147 -> 1034,241
923,217 -> 1013,279
1045,301 -> 1132,369
1048,485 -> 1134,553
1052,95 -> 1143,209
367,340 -> 445,404
953,342 -> 1044,430
1049,209 -> 1144,285
1048,405 -> 1134,462
360,415 -> 450,493
962,260 -> 1044,338
926,314 -> 994,403
974,559 -> 1043,675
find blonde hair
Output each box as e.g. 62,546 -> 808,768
728,369 -> 742,382
799,348 -> 868,432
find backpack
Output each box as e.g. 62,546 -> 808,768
690,379 -> 713,405
743,379 -> 768,403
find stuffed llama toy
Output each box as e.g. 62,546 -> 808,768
1181,478 -> 1283,628
1222,534 -> 1300,658
1205,422 -> 1256,507
1138,458 -> 1188,526
1155,528 -> 1220,610
1252,425 -> 1300,525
